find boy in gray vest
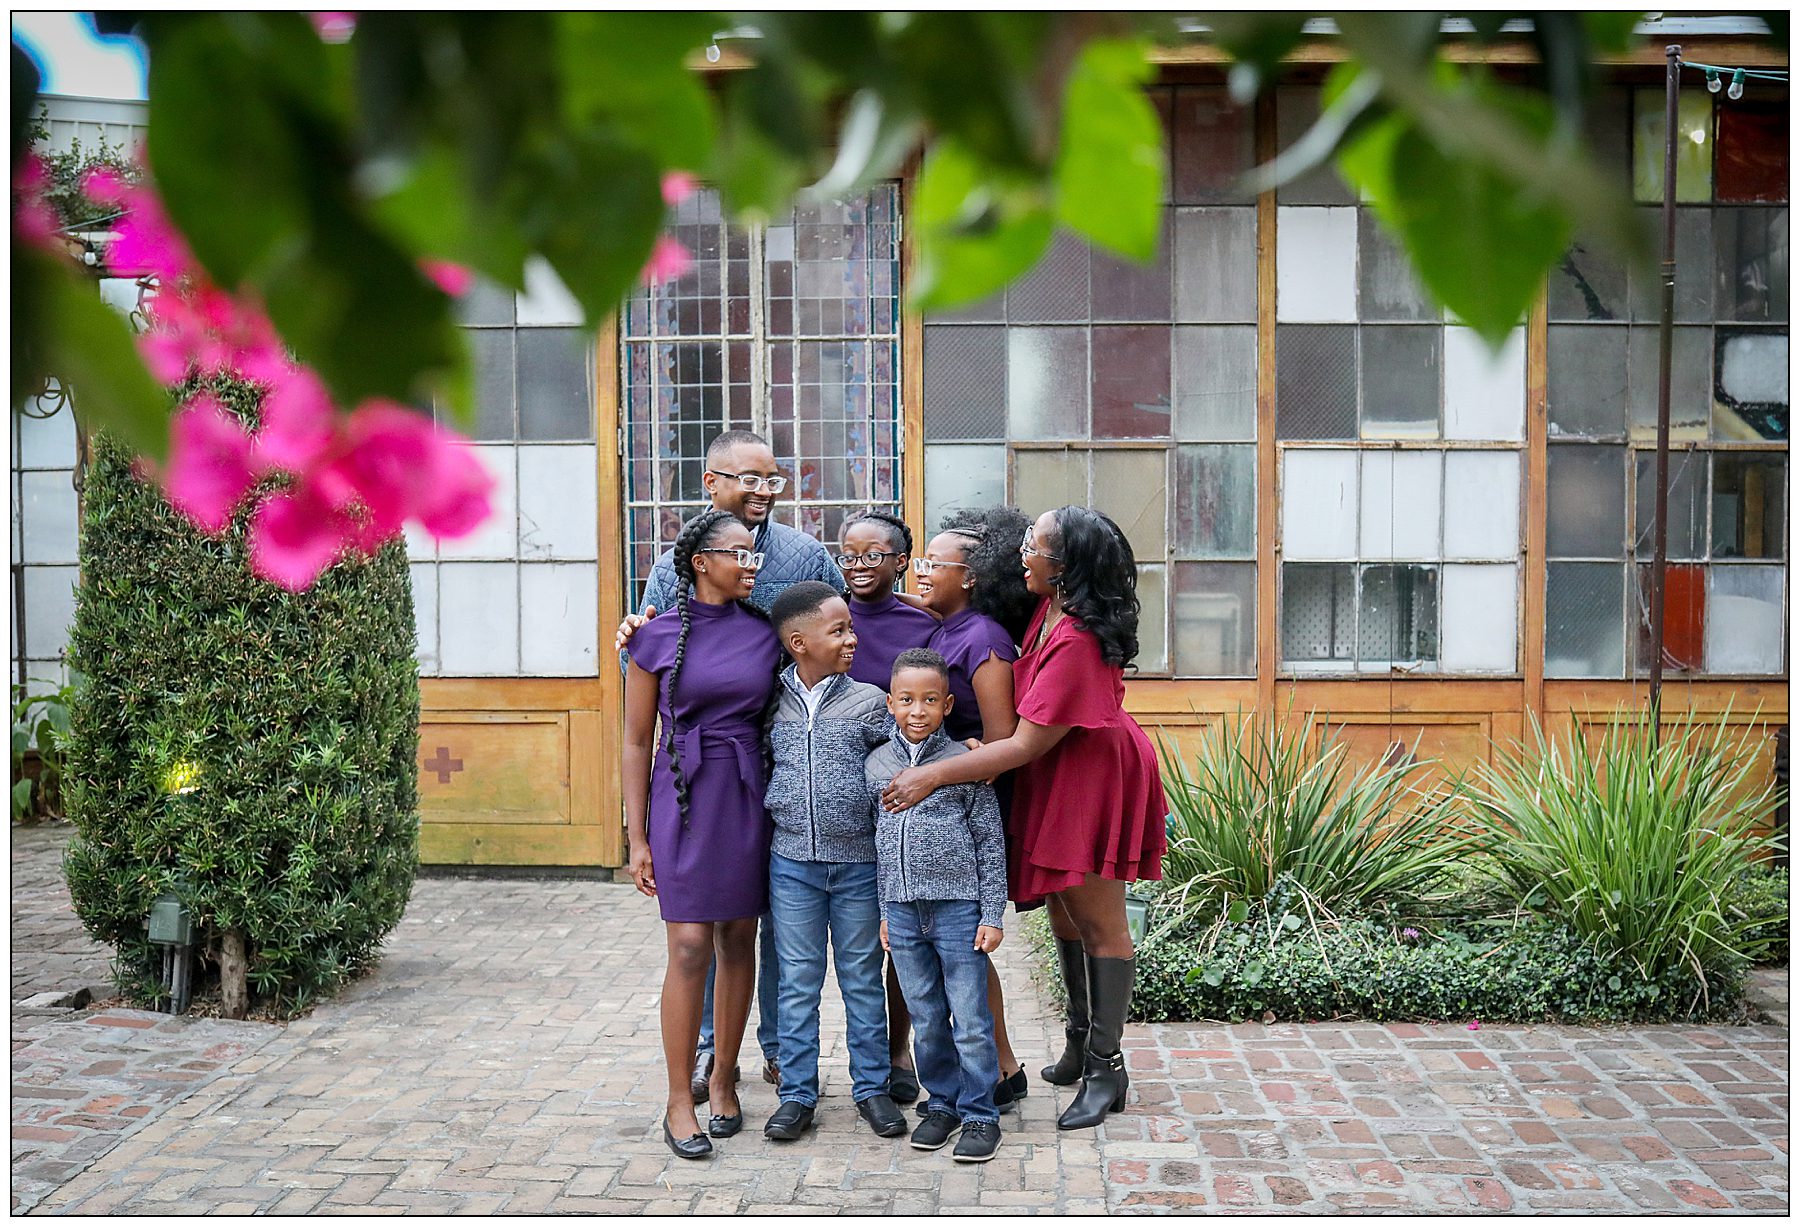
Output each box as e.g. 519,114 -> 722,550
865,647 -> 1007,1163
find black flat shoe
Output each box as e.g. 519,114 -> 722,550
663,1113 -> 713,1160
707,1110 -> 744,1138
887,1064 -> 920,1105
763,1101 -> 815,1141
856,1093 -> 908,1138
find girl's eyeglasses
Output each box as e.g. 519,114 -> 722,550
1019,535 -> 1060,562
911,557 -> 971,576
697,548 -> 765,568
835,549 -> 903,569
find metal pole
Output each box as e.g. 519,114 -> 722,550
1648,45 -> 1680,735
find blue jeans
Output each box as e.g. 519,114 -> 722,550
884,899 -> 1000,1125
768,853 -> 889,1107
698,912 -> 780,1066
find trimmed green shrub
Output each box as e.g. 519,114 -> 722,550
1131,909 -> 1747,1026
1461,712 -> 1784,986
62,375 -> 419,1017
1725,867 -> 1790,965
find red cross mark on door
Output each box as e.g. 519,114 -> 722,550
423,746 -> 464,785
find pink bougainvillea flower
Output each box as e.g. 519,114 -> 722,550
1467,1021 -> 1481,1031
254,363 -> 339,473
420,258 -> 474,297
642,235 -> 692,285
247,480 -> 360,591
163,394 -> 258,535
661,170 -> 698,206
308,11 -> 356,42
12,151 -> 61,250
318,400 -> 495,543
85,167 -> 193,281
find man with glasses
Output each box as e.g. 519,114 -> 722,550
616,429 -> 845,1102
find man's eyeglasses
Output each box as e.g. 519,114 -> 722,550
910,558 -> 971,576
696,548 -> 766,568
707,468 -> 788,494
835,549 -> 903,569
1019,534 -> 1060,562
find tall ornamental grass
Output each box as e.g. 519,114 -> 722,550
1156,710 -> 1478,935
1462,712 -> 1785,988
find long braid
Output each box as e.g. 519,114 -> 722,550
666,508 -> 737,826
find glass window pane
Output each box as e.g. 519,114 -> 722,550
1359,564 -> 1439,671
1627,207 -> 1714,323
1711,454 -> 1786,559
518,446 -> 598,561
1174,562 -> 1255,676
1704,565 -> 1786,673
1013,448 -> 1087,517
1281,449 -> 1357,560
1633,449 -> 1707,561
1360,326 -> 1442,438
1441,564 -> 1518,673
1547,444 -> 1628,558
1443,450 -> 1521,560
520,562 -> 599,677
439,445 -> 516,560
456,277 -> 515,327
1717,98 -> 1788,204
1444,326 -> 1525,441
1548,239 -> 1628,322
1173,86 -> 1255,205
923,325 -> 1006,440
1547,325 -> 1628,438
1358,217 -> 1436,321
1633,562 -> 1706,674
1545,562 -> 1626,678
1092,449 -> 1167,558
1091,217 -> 1172,321
410,563 -> 438,675
518,328 -> 593,441
1633,88 -> 1712,204
1092,326 -> 1172,438
1627,325 -> 1711,440
1276,207 -> 1357,323
1713,327 -> 1789,441
1275,325 -> 1356,439
1136,564 -> 1168,672
1174,208 -> 1257,322
1360,450 -> 1442,560
468,328 -> 516,441
1175,444 -> 1255,558
1174,326 -> 1256,441
925,444 -> 1008,536
438,561 -> 520,676
1007,229 -> 1089,323
1007,328 -> 1088,439
1281,562 -> 1355,668
1714,206 -> 1789,324
1275,87 -> 1356,205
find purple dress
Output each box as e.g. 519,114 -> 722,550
627,598 -> 781,923
847,591 -> 939,690
927,607 -> 1019,743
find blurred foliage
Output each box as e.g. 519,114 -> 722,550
16,11 -> 1772,462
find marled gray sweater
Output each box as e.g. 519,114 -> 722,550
864,727 -> 1008,929
763,665 -> 892,864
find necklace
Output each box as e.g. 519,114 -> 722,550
1033,599 -> 1065,652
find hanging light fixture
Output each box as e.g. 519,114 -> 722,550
1727,68 -> 1746,100
1705,68 -> 1722,92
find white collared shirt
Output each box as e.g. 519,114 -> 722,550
902,732 -> 930,765
800,673 -> 835,724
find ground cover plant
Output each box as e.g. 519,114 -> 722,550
60,373 -> 420,1018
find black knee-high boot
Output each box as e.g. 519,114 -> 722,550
1057,953 -> 1133,1130
1040,939 -> 1090,1085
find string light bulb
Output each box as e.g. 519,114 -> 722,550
706,41 -> 721,63
1727,68 -> 1745,100
1705,68 -> 1722,93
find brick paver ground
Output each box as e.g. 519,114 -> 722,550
13,822 -> 1789,1215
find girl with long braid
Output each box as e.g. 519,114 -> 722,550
624,509 -> 781,1160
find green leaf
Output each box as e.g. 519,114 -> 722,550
1055,38 -> 1162,261
883,13 -> 1050,174
525,132 -> 666,327
1203,966 -> 1225,988
908,139 -> 1053,312
1243,959 -> 1267,986
806,90 -> 924,203
554,12 -> 719,170
1227,898 -> 1251,925
13,778 -> 33,820
1281,912 -> 1304,931
714,78 -> 811,220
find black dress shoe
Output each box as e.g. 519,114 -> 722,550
856,1093 -> 908,1138
663,1113 -> 713,1160
690,1052 -> 714,1103
995,1068 -> 1029,1114
887,1064 -> 920,1104
707,1109 -> 744,1138
763,1101 -> 815,1141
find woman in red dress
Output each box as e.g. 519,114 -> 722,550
880,505 -> 1165,1132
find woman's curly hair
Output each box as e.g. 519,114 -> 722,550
1045,506 -> 1140,669
938,505 -> 1036,644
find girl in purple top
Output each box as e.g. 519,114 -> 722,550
624,510 -> 782,1160
836,509 -> 939,691
915,505 -> 1037,1111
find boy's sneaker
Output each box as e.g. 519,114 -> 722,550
953,1120 -> 1001,1163
910,1110 -> 961,1151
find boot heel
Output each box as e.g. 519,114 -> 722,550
1110,1079 -> 1128,1113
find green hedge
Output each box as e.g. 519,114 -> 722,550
62,376 -> 420,1016
1131,913 -> 1749,1026
1726,866 -> 1790,966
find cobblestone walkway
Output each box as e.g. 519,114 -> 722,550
13,823 -> 1790,1215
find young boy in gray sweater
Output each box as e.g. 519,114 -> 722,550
865,647 -> 1007,1163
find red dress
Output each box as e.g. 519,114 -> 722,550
1007,600 -> 1167,907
